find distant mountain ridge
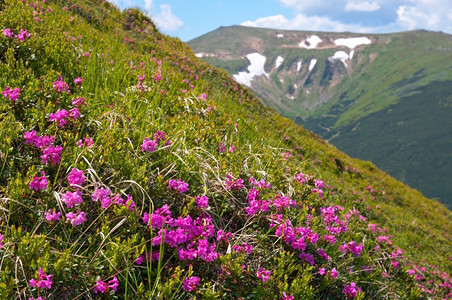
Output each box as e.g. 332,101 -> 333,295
188,25 -> 452,207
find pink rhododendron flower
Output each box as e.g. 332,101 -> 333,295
224,174 -> 244,190
67,168 -> 85,187
108,276 -> 119,292
72,96 -> 86,107
195,195 -> 209,208
69,107 -> 80,119
1,86 -> 20,102
330,268 -> 338,279
141,137 -> 158,153
62,189 -> 83,208
256,267 -> 271,283
16,29 -> 30,41
74,77 -> 82,85
93,277 -> 107,294
182,276 -> 200,292
41,145 -> 63,165
281,292 -> 294,300
168,179 -> 189,194
29,268 -> 53,290
76,136 -> 94,148
295,173 -> 308,184
53,76 -> 70,93
49,109 -> 69,126
343,282 -> 361,298
318,268 -> 326,275
66,210 -> 87,227
2,28 -> 13,37
45,209 -> 61,222
29,172 -> 48,191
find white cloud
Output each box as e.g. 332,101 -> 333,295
395,1 -> 452,32
144,0 -> 152,12
242,13 -> 373,33
345,1 -> 381,12
147,4 -> 183,31
277,0 -> 321,11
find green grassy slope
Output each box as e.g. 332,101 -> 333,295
189,26 -> 452,207
0,0 -> 451,299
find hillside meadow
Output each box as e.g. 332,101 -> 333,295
0,0 -> 451,298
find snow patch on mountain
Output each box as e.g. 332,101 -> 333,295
334,37 -> 371,49
299,35 -> 322,49
329,51 -> 349,67
233,53 -> 269,87
309,59 -> 317,71
296,61 -> 302,71
275,56 -> 284,68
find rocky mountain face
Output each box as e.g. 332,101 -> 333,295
189,26 -> 452,207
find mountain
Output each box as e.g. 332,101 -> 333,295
188,25 -> 452,208
1,0 -> 451,299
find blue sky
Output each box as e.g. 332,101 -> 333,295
110,0 -> 452,41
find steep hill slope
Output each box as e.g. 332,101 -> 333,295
0,0 -> 451,299
188,25 -> 452,207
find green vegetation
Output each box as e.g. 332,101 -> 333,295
189,25 -> 452,207
0,0 -> 451,299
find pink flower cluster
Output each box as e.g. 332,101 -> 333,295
66,210 -> 87,227
62,189 -> 83,208
182,276 -> 200,292
168,179 -> 189,194
224,174 -> 244,190
141,131 -> 170,153
45,209 -> 61,222
68,168 -> 85,187
29,268 -> 53,290
141,205 -> 220,262
232,243 -> 253,255
91,187 -> 135,211
1,86 -> 20,102
256,267 -> 271,282
49,108 -> 80,127
29,172 -> 48,192
338,241 -> 364,257
72,96 -> 86,107
195,195 -> 209,208
76,136 -> 94,148
3,28 -> 30,41
24,131 -> 63,165
52,75 -> 70,93
320,205 -> 349,236
343,282 -> 361,298
281,292 -> 294,300
94,276 -> 119,294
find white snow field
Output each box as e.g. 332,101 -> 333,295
233,53 -> 269,87
275,56 -> 284,68
299,35 -> 322,49
308,59 -> 317,71
328,51 -> 349,67
334,37 -> 371,49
